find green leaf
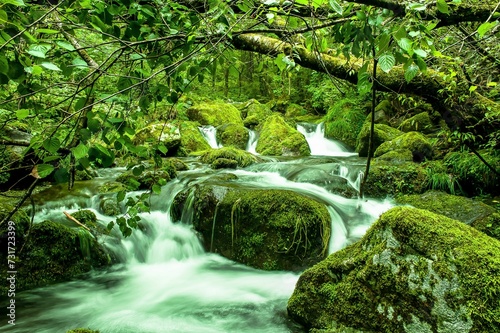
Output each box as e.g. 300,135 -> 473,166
408,3 -> 427,11
0,0 -> 25,6
117,190 -> 126,203
329,0 -> 343,15
152,184 -> 161,194
43,137 -> 61,154
397,38 -> 412,52
72,143 -> 88,159
132,164 -> 144,176
477,21 -> 497,38
0,54 -> 8,74
469,85 -> 477,93
378,53 -> 395,73
35,28 -> 59,34
413,49 -> 428,58
36,164 -> 54,178
27,44 -> 50,58
95,143 -> 112,157
41,62 -> 61,71
0,10 -> 7,24
404,63 -> 419,82
376,33 -> 391,57
72,57 -> 88,68
157,144 -> 167,155
15,109 -> 29,120
55,40 -> 76,51
436,0 -> 449,14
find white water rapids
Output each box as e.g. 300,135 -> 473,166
1,149 -> 393,333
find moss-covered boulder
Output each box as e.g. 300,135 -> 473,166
396,190 -> 497,225
241,99 -> 273,129
177,121 -> 211,154
362,161 -> 427,198
199,147 -> 260,169
256,114 -> 310,156
186,101 -> 243,127
1,221 -> 109,293
172,186 -> 331,270
374,131 -> 434,162
215,123 -> 249,150
356,123 -> 403,157
288,206 -> 500,332
132,122 -> 181,155
323,97 -> 366,148
398,112 -> 434,134
377,149 -> 413,162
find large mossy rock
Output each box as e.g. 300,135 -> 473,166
362,161 -> 427,197
288,206 -> 500,333
323,97 -> 366,148
132,122 -> 181,155
256,114 -> 310,156
1,221 -> 109,293
199,147 -> 260,169
177,121 -> 211,154
374,131 -> 434,162
399,112 -> 434,134
356,123 -> 403,157
172,186 -> 331,270
116,160 -> 177,191
215,123 -> 249,150
186,101 -> 243,127
396,190 -> 497,225
240,99 -> 273,128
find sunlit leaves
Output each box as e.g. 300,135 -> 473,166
41,62 -> 61,71
0,0 -> 25,6
436,0 -> 450,14
378,53 -> 395,73
72,143 -> 89,159
477,21 -> 498,38
43,137 -> 61,154
27,44 -> 51,58
404,63 -> 419,82
329,0 -> 343,15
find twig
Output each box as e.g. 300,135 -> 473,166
63,211 -> 91,232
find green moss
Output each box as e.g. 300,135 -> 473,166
398,112 -> 434,134
186,101 -> 243,127
66,329 -> 100,333
172,187 -> 331,270
356,123 -> 403,157
323,97 -> 366,147
374,131 -> 434,162
377,149 -> 413,162
396,190 -> 497,225
132,122 -> 181,156
72,209 -> 98,229
256,114 -> 311,156
285,103 -> 308,119
199,147 -> 260,168
472,212 -> 500,241
116,161 -> 177,190
288,206 -> 500,332
215,123 -> 249,150
363,161 -> 428,197
98,181 -> 127,194
241,99 -> 273,128
177,121 -> 211,154
1,220 -> 109,293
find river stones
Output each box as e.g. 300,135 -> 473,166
288,206 -> 500,333
256,114 -> 310,156
356,123 -> 403,157
186,101 -> 244,127
172,185 -> 330,270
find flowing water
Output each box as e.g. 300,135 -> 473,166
296,123 -> 357,157
198,126 -> 221,149
1,129 -> 393,333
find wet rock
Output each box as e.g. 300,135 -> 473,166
288,206 -> 500,332
216,123 -> 249,150
199,147 -> 260,169
133,122 -> 181,156
177,121 -> 211,154
172,186 -> 331,271
186,101 -> 243,127
399,112 -> 434,134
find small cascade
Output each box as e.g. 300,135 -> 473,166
246,129 -> 259,154
198,125 -> 222,149
297,122 -> 357,157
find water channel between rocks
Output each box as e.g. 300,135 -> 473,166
0,124 -> 394,333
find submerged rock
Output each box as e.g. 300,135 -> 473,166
288,206 -> 500,332
256,114 -> 310,156
172,186 -> 331,270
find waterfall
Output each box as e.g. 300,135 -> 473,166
297,122 -> 357,157
198,125 -> 222,148
246,129 -> 258,154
